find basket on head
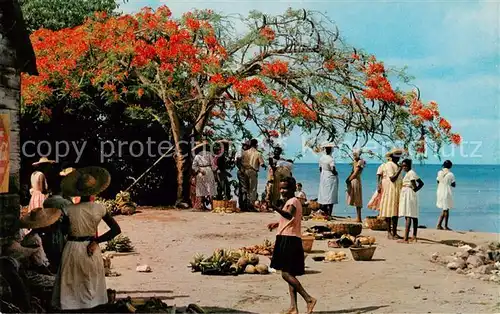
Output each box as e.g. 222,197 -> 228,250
350,246 -> 377,261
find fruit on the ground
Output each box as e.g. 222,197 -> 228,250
245,265 -> 256,274
255,264 -> 269,274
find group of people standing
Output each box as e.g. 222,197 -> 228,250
3,157 -> 121,311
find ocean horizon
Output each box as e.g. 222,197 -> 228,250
252,163 -> 500,233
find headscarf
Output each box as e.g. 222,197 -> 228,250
30,171 -> 47,195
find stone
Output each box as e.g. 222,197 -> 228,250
476,244 -> 490,253
488,251 -> 500,262
447,258 -> 466,270
136,265 -> 152,272
458,245 -> 475,253
430,252 -> 440,262
467,255 -> 484,268
476,264 -> 495,275
458,251 -> 470,260
439,255 -> 457,265
475,253 -> 488,262
495,261 -> 500,269
456,268 -> 465,275
480,276 -> 490,281
489,275 -> 500,282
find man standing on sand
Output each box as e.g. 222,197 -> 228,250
241,139 -> 266,209
236,141 -> 250,211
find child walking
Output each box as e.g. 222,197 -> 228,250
398,159 -> 424,243
436,160 -> 456,230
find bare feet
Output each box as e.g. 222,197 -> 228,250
410,237 -> 418,243
387,233 -> 394,240
283,308 -> 298,314
397,239 -> 409,244
393,234 -> 403,240
306,298 -> 317,314
445,227 -> 452,231
436,226 -> 444,230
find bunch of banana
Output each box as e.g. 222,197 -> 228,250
115,191 -> 137,215
105,235 -> 134,252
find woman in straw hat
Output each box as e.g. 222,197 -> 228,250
41,168 -> 74,273
52,167 -> 121,311
346,149 -> 366,222
378,148 -> 405,239
317,143 -> 338,216
192,142 -> 217,210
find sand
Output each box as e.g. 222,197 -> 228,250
100,209 -> 500,313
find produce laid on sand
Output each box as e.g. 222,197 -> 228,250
305,210 -> 332,221
103,235 -> 134,253
190,249 -> 270,276
96,191 -> 137,216
212,200 -> 239,213
328,235 -> 376,248
241,239 -> 274,256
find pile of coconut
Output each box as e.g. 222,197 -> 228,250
430,241 -> 500,283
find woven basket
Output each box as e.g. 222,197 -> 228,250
364,216 -> 388,231
213,200 -> 238,213
327,222 -> 363,236
301,236 -> 315,253
350,246 -> 376,261
308,200 -> 320,211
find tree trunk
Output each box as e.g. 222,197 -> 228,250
173,133 -> 193,206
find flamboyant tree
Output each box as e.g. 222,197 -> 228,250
21,6 -> 460,205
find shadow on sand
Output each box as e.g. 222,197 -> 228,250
315,305 -> 389,313
418,238 -> 477,248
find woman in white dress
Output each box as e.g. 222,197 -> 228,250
52,167 -> 121,311
317,145 -> 338,216
192,142 -> 217,211
378,148 -> 404,239
436,160 -> 456,230
398,159 -> 424,243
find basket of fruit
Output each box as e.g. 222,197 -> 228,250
213,200 -> 238,213
301,235 -> 315,253
327,221 -> 363,236
364,216 -> 388,231
349,245 -> 377,261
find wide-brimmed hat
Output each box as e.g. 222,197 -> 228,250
321,142 -> 336,148
59,167 -> 76,176
61,166 -> 111,197
20,207 -> 62,229
32,157 -> 55,166
385,148 -> 405,157
191,141 -> 209,152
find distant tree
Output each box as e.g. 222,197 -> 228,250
19,0 -> 126,32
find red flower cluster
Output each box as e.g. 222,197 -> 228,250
267,130 -> 280,138
259,26 -> 275,41
323,59 -> 336,71
261,60 -> 289,76
282,98 -> 317,121
439,118 -> 452,131
363,75 -> 396,102
233,78 -> 267,96
451,133 -> 461,145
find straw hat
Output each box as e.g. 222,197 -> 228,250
321,142 -> 336,148
61,166 -> 111,197
20,207 -> 62,229
191,141 -> 208,152
32,157 -> 55,166
385,148 -> 405,157
59,167 -> 76,176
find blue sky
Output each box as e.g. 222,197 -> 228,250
120,0 -> 499,165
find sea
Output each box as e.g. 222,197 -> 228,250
254,164 -> 500,233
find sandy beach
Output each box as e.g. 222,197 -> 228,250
100,209 -> 499,313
